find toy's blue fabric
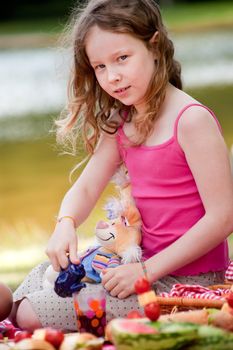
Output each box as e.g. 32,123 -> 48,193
54,247 -> 121,297
81,246 -> 121,283
54,262 -> 86,298
80,247 -> 102,283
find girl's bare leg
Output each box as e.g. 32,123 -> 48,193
15,298 -> 42,331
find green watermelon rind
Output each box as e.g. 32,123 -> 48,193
185,324 -> 233,350
111,319 -> 233,350
111,319 -> 198,350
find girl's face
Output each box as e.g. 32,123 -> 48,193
85,26 -> 156,114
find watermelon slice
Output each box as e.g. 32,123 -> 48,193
111,319 -> 157,334
110,318 -> 198,350
184,325 -> 233,350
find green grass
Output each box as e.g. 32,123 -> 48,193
162,2 -> 233,33
0,18 -> 65,35
186,85 -> 233,148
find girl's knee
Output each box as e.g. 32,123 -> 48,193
16,298 -> 42,331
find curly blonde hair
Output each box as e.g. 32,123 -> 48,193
56,0 -> 182,155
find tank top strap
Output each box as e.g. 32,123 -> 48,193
117,110 -> 129,138
173,103 -> 222,141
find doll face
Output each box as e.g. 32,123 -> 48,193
95,220 -> 117,249
95,216 -> 128,250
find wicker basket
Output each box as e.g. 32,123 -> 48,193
156,282 -> 232,314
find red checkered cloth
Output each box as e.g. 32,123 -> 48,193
160,284 -> 230,300
225,261 -> 233,281
0,319 -> 23,340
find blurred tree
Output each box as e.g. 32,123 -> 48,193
172,0 -> 232,2
1,0 -> 232,22
0,0 -> 78,21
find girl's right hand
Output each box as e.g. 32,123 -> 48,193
45,220 -> 80,272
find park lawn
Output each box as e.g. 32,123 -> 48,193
162,1 -> 233,33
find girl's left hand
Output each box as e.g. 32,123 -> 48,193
101,263 -> 142,299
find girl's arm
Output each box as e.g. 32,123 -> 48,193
46,132 -> 121,271
147,106 -> 233,282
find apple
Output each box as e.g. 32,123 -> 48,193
226,291 -> 233,308
14,331 -> 32,343
134,277 -> 151,294
144,302 -> 160,321
15,339 -> 55,350
33,328 -> 64,349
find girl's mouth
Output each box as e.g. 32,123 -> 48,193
114,86 -> 131,94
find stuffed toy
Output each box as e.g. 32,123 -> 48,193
43,166 -> 142,297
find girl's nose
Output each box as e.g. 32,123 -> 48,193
96,220 -> 109,229
107,69 -> 121,83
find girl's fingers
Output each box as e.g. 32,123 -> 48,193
58,251 -> 69,269
50,256 -> 61,272
102,275 -> 118,292
117,290 -> 129,299
101,268 -> 114,284
109,284 -> 122,297
69,242 -> 80,264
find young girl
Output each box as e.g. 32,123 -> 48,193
13,0 -> 233,332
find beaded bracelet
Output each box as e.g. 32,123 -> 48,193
141,260 -> 148,280
57,215 -> 77,228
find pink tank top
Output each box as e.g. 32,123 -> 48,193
116,103 -> 229,275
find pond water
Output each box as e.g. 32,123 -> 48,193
0,30 -> 233,119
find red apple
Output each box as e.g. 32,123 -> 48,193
45,329 -> 64,349
33,328 -> 64,349
226,291 -> 233,308
144,302 -> 160,321
15,331 -> 32,343
134,277 -> 151,294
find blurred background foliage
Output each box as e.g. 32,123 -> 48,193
1,0 -> 232,21
0,0 -> 233,289
2,0 -> 230,21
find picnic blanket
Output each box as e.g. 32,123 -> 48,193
159,261 -> 233,300
225,261 -> 233,281
160,283 -> 230,300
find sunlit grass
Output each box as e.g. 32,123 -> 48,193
0,236 -> 95,291
0,19 -> 65,35
162,2 -> 233,33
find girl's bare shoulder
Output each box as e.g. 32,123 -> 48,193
178,105 -> 219,134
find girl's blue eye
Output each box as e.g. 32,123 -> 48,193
95,64 -> 105,70
119,55 -> 128,61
